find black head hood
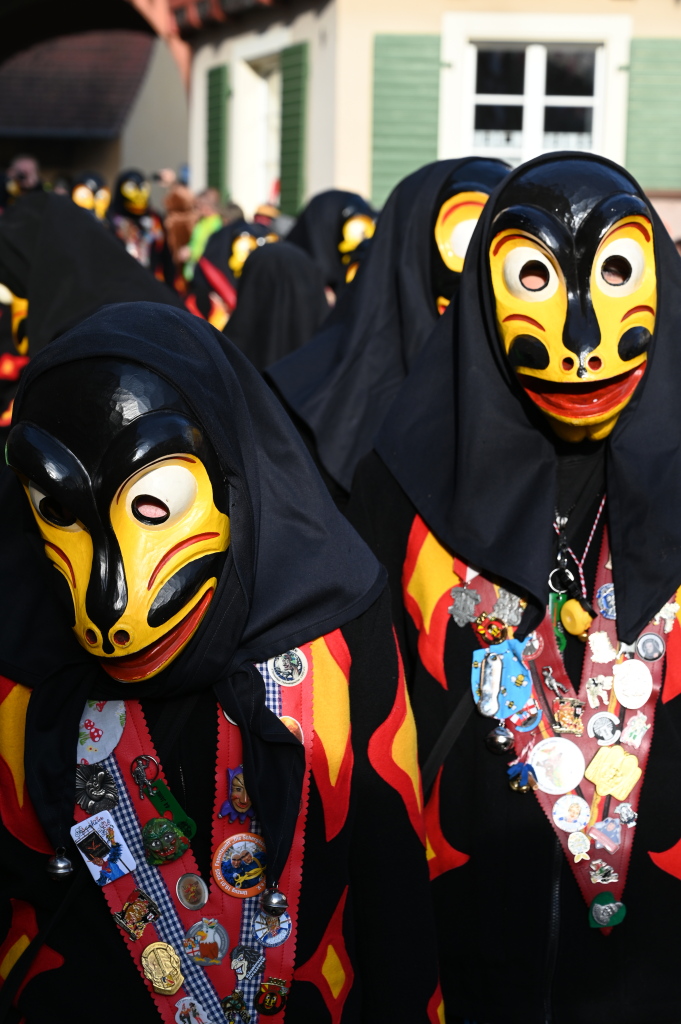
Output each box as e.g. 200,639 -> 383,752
285,189 -> 375,290
1,301 -> 384,876
376,151 -> 681,643
267,158 -> 510,492
224,241 -> 330,372
0,192 -> 179,357
192,220 -> 275,317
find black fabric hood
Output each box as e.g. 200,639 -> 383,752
1,302 -> 384,878
268,158 -> 510,492
285,189 -> 374,291
0,192 -> 179,357
224,241 -> 330,372
376,151 -> 681,644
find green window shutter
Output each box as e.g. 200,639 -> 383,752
280,43 -> 308,216
207,64 -> 229,198
626,39 -> 681,190
372,35 -> 441,208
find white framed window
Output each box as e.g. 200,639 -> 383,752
439,14 -> 632,167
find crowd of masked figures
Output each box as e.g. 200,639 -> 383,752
1,147 -> 681,1024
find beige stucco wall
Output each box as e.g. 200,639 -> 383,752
121,38 -> 189,208
335,0 -> 681,198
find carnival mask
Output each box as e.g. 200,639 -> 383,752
338,210 -> 375,264
228,232 -> 279,279
72,174 -> 111,221
119,172 -> 151,216
432,159 -> 510,315
489,158 -> 657,442
7,359 -> 230,682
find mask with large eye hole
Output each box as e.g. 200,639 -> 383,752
488,158 -> 658,443
7,358 -> 231,683
338,201 -> 376,265
431,159 -> 511,315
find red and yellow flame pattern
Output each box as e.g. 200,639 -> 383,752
0,899 -> 64,1002
0,678 -> 52,854
310,631 -> 354,842
427,981 -> 446,1024
403,515 -> 460,689
294,886 -> 354,1023
368,636 -> 425,844
424,767 -> 470,881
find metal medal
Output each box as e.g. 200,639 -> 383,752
113,888 -> 161,940
176,872 -> 209,911
589,892 -> 626,928
589,859 -> 619,885
75,764 -> 119,814
141,941 -> 184,995
585,745 -> 641,800
596,583 -> 617,620
586,710 -> 621,746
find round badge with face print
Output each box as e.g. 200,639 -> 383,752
212,833 -> 267,898
635,632 -> 665,662
552,794 -> 590,833
268,649 -> 308,687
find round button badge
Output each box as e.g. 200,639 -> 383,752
635,632 -> 665,662
613,660 -> 653,710
587,711 -> 621,746
212,832 -> 266,898
268,649 -> 308,687
252,908 -> 292,947
528,737 -> 586,795
552,794 -> 590,833
176,873 -> 209,911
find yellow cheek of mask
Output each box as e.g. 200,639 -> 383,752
435,191 -> 489,274
121,181 -> 150,214
72,185 -> 95,211
338,214 -> 375,259
27,457 -> 230,675
229,234 -> 258,278
94,188 -> 111,220
490,229 -> 568,378
11,295 -> 28,355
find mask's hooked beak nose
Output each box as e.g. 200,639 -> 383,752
84,530 -> 128,654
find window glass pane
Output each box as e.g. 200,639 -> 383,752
474,105 -> 523,150
476,49 -> 525,95
543,106 -> 593,151
545,49 -> 595,96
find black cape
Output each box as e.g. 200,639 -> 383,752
285,189 -> 374,292
224,241 -> 329,372
376,151 -> 681,644
268,159 -> 510,492
0,303 -> 385,881
0,193 -> 179,357
192,219 -> 274,318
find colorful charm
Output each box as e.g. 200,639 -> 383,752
70,811 -> 135,886
183,917 -> 230,965
615,801 -> 638,828
132,755 -> 196,839
470,638 -> 530,719
212,832 -> 267,898
552,697 -> 585,736
589,859 -> 619,885
221,990 -> 251,1023
231,944 -> 266,983
621,711 -> 651,749
175,998 -> 212,1024
141,941 -> 184,995
587,817 -> 622,854
509,697 -> 543,732
113,887 -> 160,940
176,872 -> 209,911
507,761 -> 538,793
474,613 -> 507,645
596,583 -> 617,620
585,745 -> 641,800
255,978 -> 289,1016
522,631 -> 544,661
218,765 -> 254,822
252,910 -> 292,948
567,831 -> 591,863
142,817 -> 191,866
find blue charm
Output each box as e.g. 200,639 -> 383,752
596,583 -> 617,620
470,639 -> 532,719
507,762 -> 538,792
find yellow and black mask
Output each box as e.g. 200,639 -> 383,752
72,172 -> 111,221
489,158 -> 657,442
115,170 -> 151,218
337,202 -> 375,266
431,159 -> 510,315
6,359 -> 230,683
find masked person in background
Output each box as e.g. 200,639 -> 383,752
189,219 -> 278,324
0,302 -> 440,1024
223,242 -> 330,373
286,190 -> 375,300
267,158 -> 510,506
71,172 -> 111,222
347,151 -> 681,1024
107,169 -> 174,286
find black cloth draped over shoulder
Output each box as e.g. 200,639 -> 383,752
0,193 -> 179,356
192,219 -> 274,318
267,158 -> 509,493
375,151 -> 681,643
0,302 -> 385,886
285,189 -> 374,291
223,242 -> 330,372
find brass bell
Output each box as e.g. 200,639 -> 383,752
560,598 -> 593,638
47,848 -> 74,880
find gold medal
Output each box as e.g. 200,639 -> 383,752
141,941 -> 184,995
584,744 -> 641,800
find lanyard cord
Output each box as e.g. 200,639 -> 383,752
553,494 -> 606,599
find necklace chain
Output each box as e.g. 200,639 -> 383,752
553,494 -> 606,598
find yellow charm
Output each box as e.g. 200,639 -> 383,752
141,941 -> 184,995
585,744 -> 641,801
560,599 -> 594,637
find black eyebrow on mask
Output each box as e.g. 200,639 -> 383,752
6,421 -> 90,497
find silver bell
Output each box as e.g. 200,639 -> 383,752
485,725 -> 514,755
47,848 -> 74,880
260,887 -> 288,917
